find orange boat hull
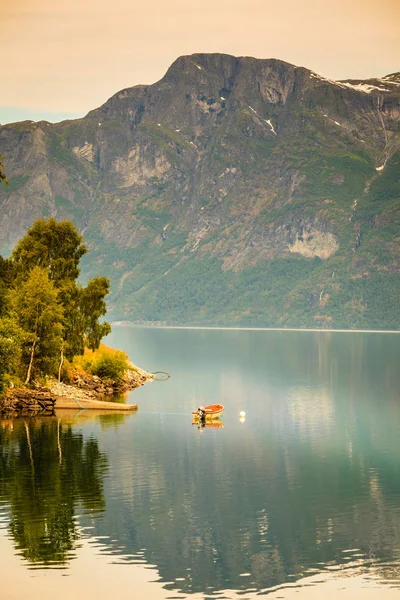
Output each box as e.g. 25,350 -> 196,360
192,404 -> 224,420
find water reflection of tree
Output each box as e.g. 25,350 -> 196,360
0,418 -> 108,567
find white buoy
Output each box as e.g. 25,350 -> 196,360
239,411 -> 246,418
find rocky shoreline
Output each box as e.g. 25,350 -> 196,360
60,365 -> 153,399
0,366 -> 154,416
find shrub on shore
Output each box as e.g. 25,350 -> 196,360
71,344 -> 132,382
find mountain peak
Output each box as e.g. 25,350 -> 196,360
161,53 -> 239,82
162,53 -> 303,83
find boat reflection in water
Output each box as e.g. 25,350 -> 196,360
192,417 -> 224,429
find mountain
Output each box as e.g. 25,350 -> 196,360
1,54 -> 399,328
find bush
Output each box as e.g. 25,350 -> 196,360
74,344 -> 131,382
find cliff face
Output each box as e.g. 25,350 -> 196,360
1,54 -> 399,328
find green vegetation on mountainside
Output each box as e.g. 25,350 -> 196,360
1,55 -> 399,329
78,146 -> 399,329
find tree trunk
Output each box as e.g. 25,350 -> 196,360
25,304 -> 40,386
58,344 -> 64,383
25,338 -> 37,385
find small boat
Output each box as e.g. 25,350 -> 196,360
192,404 -> 224,421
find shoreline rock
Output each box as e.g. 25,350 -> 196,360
1,388 -> 56,416
57,364 -> 153,399
0,365 -> 153,416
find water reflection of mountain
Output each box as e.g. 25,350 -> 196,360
92,330 -> 400,595
89,403 -> 400,594
0,418 -> 108,567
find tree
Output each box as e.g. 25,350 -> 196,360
0,257 -> 20,393
12,267 -> 64,384
0,256 -> 14,317
12,217 -> 87,285
57,276 -> 111,359
0,275 -> 8,319
0,317 -> 23,393
11,218 -> 111,362
79,276 -> 112,351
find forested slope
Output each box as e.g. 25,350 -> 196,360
1,55 -> 399,328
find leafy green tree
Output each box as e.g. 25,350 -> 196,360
0,277 -> 8,318
80,276 -> 111,351
12,217 -> 87,285
0,317 -> 23,393
0,257 -> 21,393
0,256 -> 14,317
56,276 -> 111,359
12,266 -> 64,383
11,218 -> 111,360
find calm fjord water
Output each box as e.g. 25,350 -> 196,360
1,327 -> 400,599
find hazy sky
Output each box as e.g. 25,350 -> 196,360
1,0 -> 399,124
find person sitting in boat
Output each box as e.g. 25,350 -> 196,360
197,406 -> 206,422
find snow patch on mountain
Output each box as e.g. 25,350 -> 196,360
265,119 -> 277,135
340,82 -> 390,94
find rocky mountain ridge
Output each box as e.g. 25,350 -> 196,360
1,54 -> 399,328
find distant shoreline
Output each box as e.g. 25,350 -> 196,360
112,322 -> 400,334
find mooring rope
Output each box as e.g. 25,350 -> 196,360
150,371 -> 171,380
72,397 -> 88,410
139,411 -> 186,416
